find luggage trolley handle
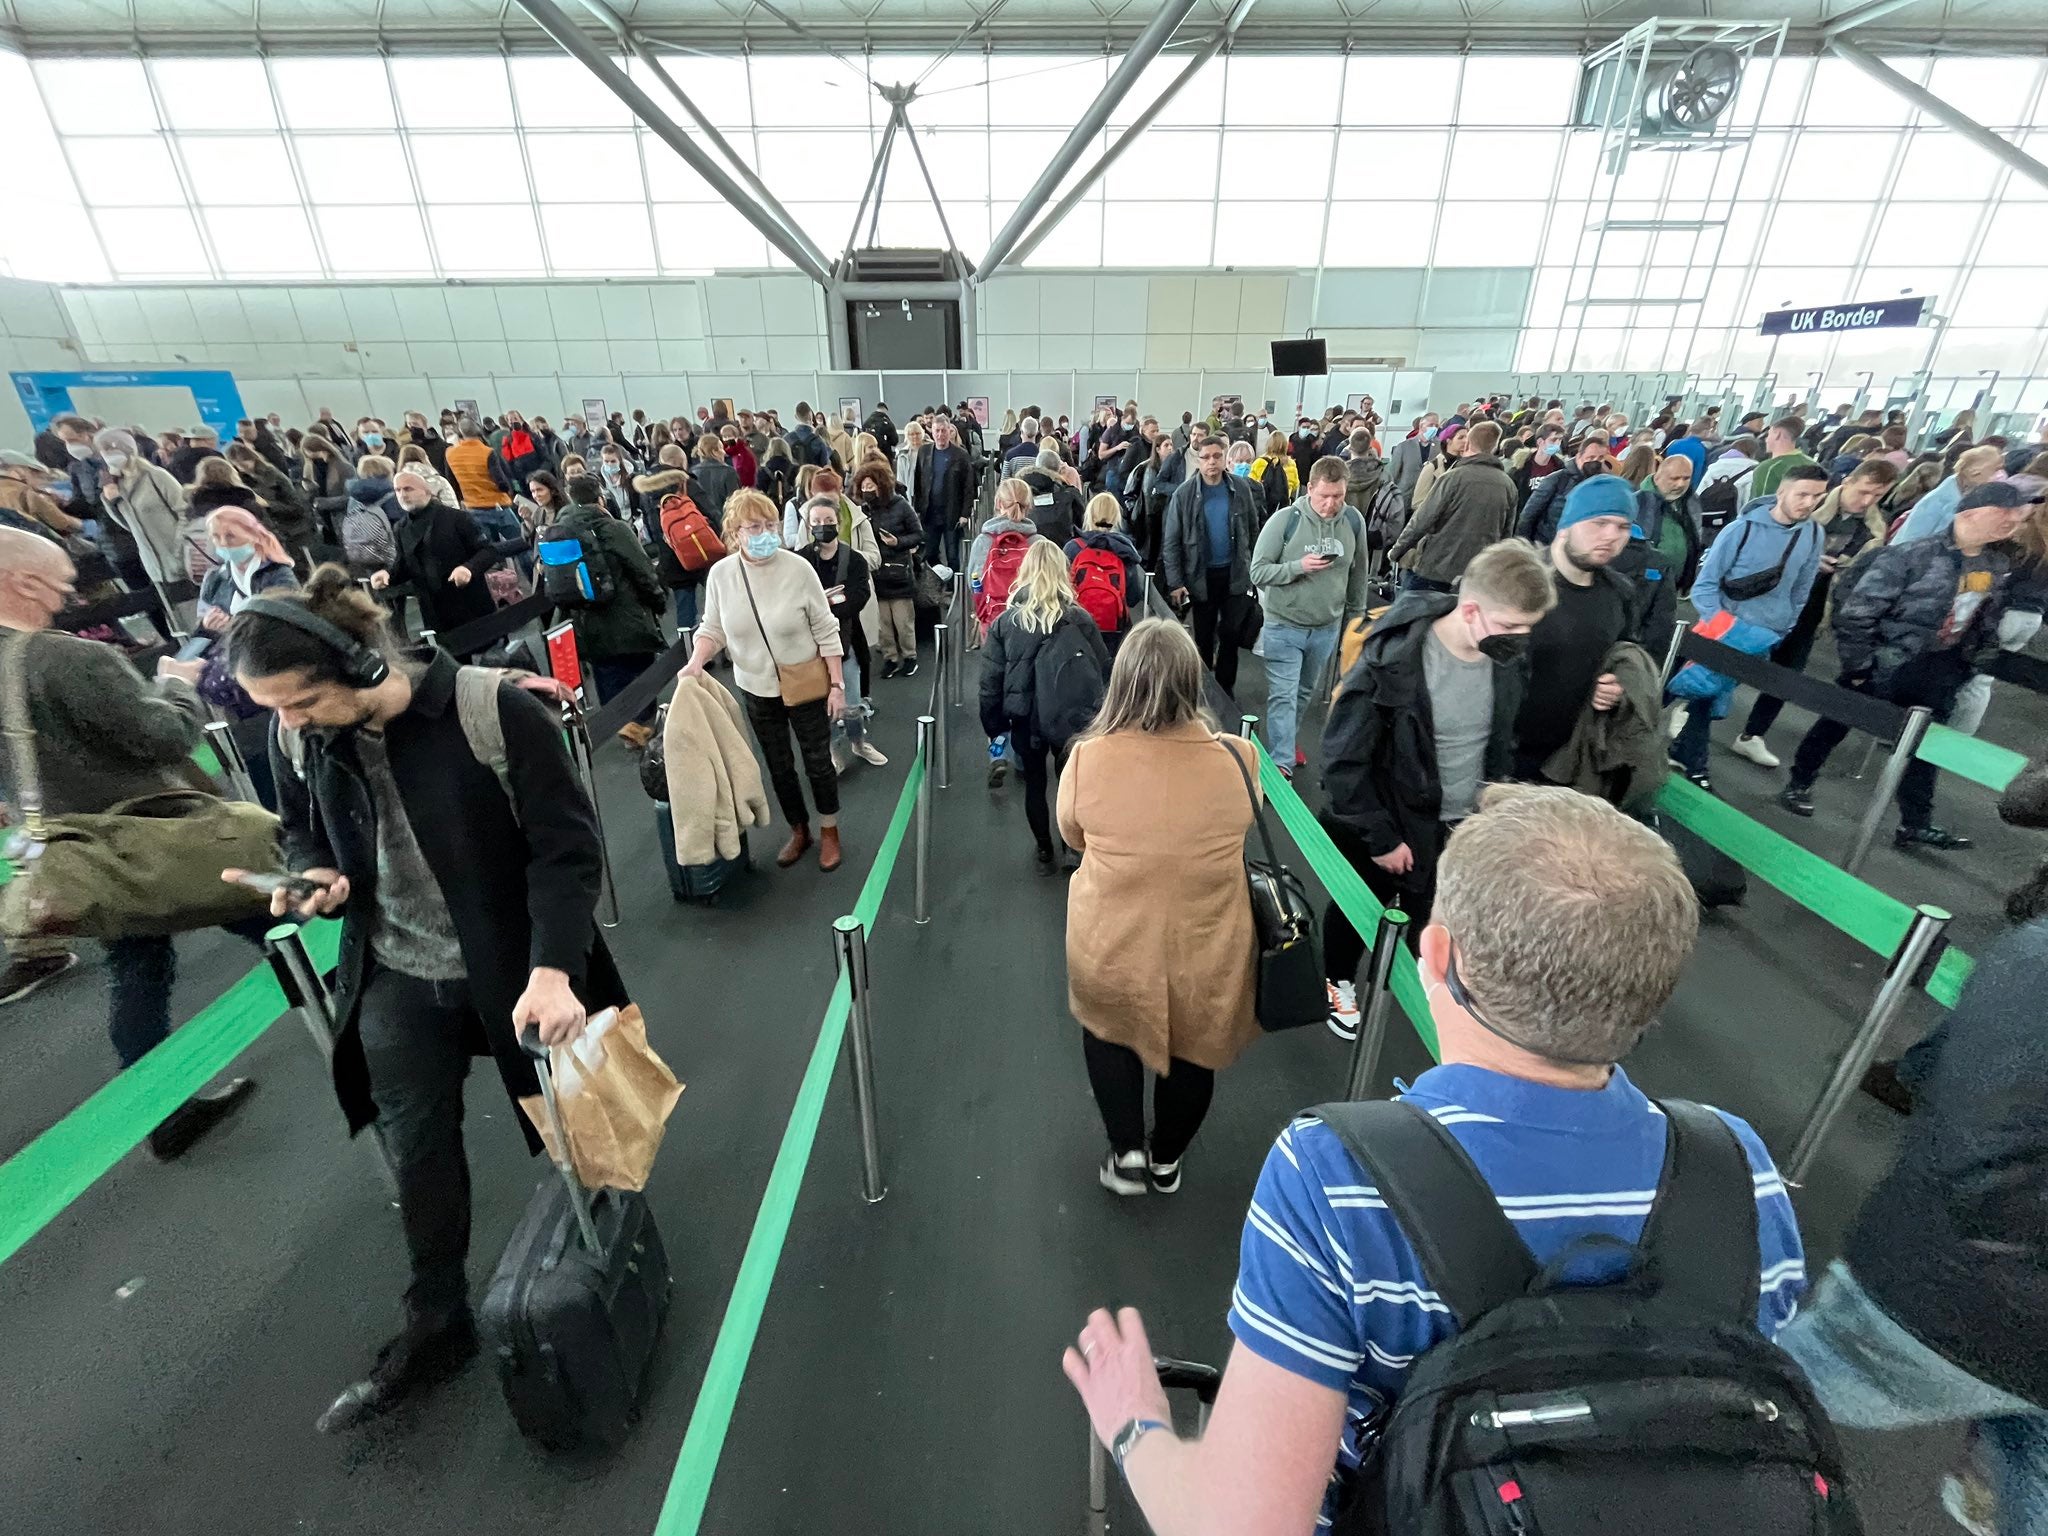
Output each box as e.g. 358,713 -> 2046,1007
518,1026 -> 605,1257
1088,1357 -> 1223,1530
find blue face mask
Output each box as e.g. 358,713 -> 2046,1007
361,431 -> 384,448
213,543 -> 255,565
1230,462 -> 1251,477
745,531 -> 782,560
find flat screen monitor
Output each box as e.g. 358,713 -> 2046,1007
1270,337 -> 1328,376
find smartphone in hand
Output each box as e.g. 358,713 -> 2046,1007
227,871 -> 330,902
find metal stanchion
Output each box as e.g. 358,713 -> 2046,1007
1343,908 -> 1411,1100
831,915 -> 888,1204
1239,713 -> 1260,741
1657,623 -> 1687,689
1785,904 -> 1950,1182
562,702 -> 622,928
932,631 -> 951,789
951,573 -> 968,708
1841,705 -> 1933,876
202,719 -> 259,803
914,716 -> 934,924
265,924 -> 398,1193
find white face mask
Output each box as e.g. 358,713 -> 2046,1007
103,451 -> 131,472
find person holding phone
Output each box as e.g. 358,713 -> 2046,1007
224,565 -> 627,1435
794,492 -> 886,771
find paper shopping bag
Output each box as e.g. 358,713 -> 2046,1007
518,1004 -> 684,1191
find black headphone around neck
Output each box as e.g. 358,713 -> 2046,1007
238,596 -> 391,690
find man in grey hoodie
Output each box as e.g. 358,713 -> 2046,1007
1250,459 -> 1373,777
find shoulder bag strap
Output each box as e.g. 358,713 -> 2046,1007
1309,1098 -> 1540,1326
1635,1100 -> 1761,1323
1,629 -> 45,839
1216,734 -> 1285,876
735,556 -> 784,669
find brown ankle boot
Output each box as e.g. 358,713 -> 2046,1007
775,825 -> 813,867
817,825 -> 843,873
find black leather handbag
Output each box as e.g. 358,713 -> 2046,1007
1219,737 -> 1326,1032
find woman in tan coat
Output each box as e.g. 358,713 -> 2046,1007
1057,618 -> 1259,1197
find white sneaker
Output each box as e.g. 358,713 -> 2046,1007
1666,702 -> 1688,740
1730,734 -> 1781,768
1940,1472 -> 1996,1536
1148,1154 -> 1182,1195
1098,1149 -> 1149,1196
1327,980 -> 1360,1041
853,740 -> 889,767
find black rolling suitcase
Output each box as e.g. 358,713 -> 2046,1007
480,1033 -> 673,1452
654,802 -> 751,904
1656,812 -> 1748,909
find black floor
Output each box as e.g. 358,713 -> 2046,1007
4,632 -> 2042,1536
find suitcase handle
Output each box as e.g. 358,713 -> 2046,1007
1154,1357 -> 1222,1405
520,1025 -> 605,1257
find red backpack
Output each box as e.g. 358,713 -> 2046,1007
975,529 -> 1033,629
660,489 -> 723,573
1071,543 -> 1127,634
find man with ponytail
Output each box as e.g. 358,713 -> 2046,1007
227,564 -> 628,1434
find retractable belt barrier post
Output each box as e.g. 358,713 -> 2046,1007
928,628 -> 950,791
831,916 -> 887,1204
1785,903 -> 1951,1182
914,717 -> 933,924
264,923 -> 398,1193
201,719 -> 258,804
1343,908 -> 1411,1101
561,701 -> 622,930
1844,705 -> 1933,877
1657,622 -> 1687,689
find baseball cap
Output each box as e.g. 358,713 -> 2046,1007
1958,478 -> 2045,512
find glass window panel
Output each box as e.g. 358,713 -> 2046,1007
758,129 -> 873,197
786,204 -> 861,257
206,206 -> 321,275
1224,56 -> 1341,125
1739,56 -> 1811,128
1342,56 -> 1460,126
1436,203 -> 1539,266
541,204 -> 655,272
750,56 -> 871,128
1332,130 -> 1447,199
412,134 -> 524,202
273,58 -> 396,129
1926,58 -> 2038,128
1889,129 -> 2003,201
629,54 -> 754,130
429,202 -> 544,274
653,203 -> 767,270
36,59 -> 160,135
1105,129 -> 1217,199
1778,132 -> 1897,198
1726,130 -> 1790,196
66,136 -> 183,205
1217,130 -> 1330,194
1667,143 -> 1744,201
1528,268 -> 1572,320
317,204 -> 433,276
1806,56 -> 1921,128
6,205 -> 109,284
151,60 -> 276,131
1859,267 -> 1959,305
874,198 -> 948,249
1324,202 -> 1435,266
1445,131 -> 1561,194
1757,202 -> 1864,262
95,207 -> 211,277
393,57 -> 514,129
1554,130 -> 1603,189
1213,203 -> 1318,267
1699,267 -> 1752,326
1951,267 -> 2048,328
877,54 -> 986,127
512,56 -> 635,128
1542,202 -> 1591,265
526,132 -> 642,201
640,137 -> 719,201
1751,267 -> 1856,309
1870,203 -> 1976,265
1457,57 -> 1577,127
1977,203 -> 2048,258
293,134 -> 411,202
912,129 -> 988,202
2010,132 -> 2048,199
1103,201 -> 1212,267
1018,202 -> 1100,266
179,136 -> 300,206
1108,56 -> 1222,130
990,55 -> 1104,127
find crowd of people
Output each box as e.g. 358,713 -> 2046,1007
4,381 -> 2046,1531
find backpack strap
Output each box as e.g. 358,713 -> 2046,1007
1309,1099 -> 1539,1326
1633,1100 -> 1761,1324
453,665 -> 515,807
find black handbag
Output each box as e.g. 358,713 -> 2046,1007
1219,737 -> 1326,1032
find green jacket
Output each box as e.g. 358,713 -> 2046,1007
550,504 -> 667,658
1748,451 -> 1816,499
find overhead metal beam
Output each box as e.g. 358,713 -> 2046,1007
975,0 -> 1201,280
1830,37 -> 2048,197
509,0 -> 833,284
1006,0 -> 1259,271
1820,0 -> 1923,39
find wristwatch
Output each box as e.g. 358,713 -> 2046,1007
1111,1417 -> 1172,1477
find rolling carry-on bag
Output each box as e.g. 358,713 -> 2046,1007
480,1031 -> 673,1452
1656,812 -> 1747,909
654,802 -> 751,904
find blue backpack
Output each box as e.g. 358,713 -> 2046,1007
538,530 -> 614,608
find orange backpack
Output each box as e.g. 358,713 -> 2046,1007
660,490 -> 722,573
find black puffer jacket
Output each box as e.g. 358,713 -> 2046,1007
868,492 -> 922,599
978,602 -> 1109,744
1831,529 -> 2011,681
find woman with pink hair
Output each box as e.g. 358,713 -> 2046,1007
192,504 -> 299,809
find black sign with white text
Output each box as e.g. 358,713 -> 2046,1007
1758,295 -> 1932,336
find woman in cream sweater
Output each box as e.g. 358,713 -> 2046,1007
677,489 -> 848,872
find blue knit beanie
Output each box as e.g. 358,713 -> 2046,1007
1556,472 -> 1638,531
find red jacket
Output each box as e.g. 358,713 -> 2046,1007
726,439 -> 758,489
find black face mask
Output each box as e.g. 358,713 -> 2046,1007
1476,633 -> 1529,664
810,524 -> 838,544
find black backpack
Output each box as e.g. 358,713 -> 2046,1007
1315,1098 -> 1860,1536
1031,612 -> 1107,750
1697,468 -> 1750,534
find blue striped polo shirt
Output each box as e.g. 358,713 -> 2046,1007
1227,1063 -> 1806,1528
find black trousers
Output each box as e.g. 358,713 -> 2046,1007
592,651 -> 656,726
1010,720 -> 1067,854
1321,814 -> 1443,983
1741,573 -> 1833,738
1788,649 -> 1971,830
1189,574 -> 1245,695
357,968 -> 484,1321
743,688 -> 840,827
1080,1031 -> 1215,1163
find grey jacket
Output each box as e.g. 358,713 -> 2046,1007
1161,471 -> 1259,602
1389,454 -> 1520,584
1388,437 -> 1429,503
1250,497 -> 1372,629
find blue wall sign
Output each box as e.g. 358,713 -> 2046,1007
9,369 -> 248,438
1757,295 -> 1931,337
